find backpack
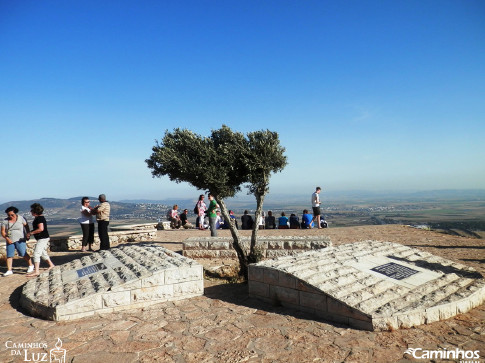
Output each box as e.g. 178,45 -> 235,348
193,203 -> 199,215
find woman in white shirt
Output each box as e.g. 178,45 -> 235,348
79,197 -> 95,252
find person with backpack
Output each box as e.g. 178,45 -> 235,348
194,194 -> 206,230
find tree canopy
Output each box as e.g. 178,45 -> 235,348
146,124 -> 288,277
146,125 -> 249,198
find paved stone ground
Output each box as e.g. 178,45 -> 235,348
0,225 -> 484,362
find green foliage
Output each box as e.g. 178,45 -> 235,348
245,130 -> 288,197
146,125 -> 287,199
146,124 -> 288,278
146,126 -> 249,198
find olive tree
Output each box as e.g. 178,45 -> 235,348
244,130 -> 288,261
146,125 -> 287,278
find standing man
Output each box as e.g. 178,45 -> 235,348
207,194 -> 219,237
312,186 -> 322,229
94,194 -> 111,250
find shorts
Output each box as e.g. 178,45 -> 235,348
6,241 -> 27,258
312,207 -> 321,216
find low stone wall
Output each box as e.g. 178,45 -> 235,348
183,236 -> 332,259
1,225 -> 157,259
110,223 -> 157,231
50,229 -> 157,252
156,221 -> 172,230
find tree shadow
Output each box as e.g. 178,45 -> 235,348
203,282 -> 350,329
461,258 -> 485,264
50,251 -> 88,265
389,255 -> 483,279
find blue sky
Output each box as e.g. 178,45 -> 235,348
1,0 -> 484,203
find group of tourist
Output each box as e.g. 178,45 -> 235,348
240,209 -> 326,230
170,194 -> 241,236
3,187 -> 325,276
238,186 -> 327,230
1,194 -> 111,277
169,186 -> 327,236
1,203 -> 54,277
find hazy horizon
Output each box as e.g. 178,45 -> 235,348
2,188 -> 485,206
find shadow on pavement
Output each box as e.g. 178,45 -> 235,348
204,282 -> 348,329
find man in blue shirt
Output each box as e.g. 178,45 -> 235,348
301,209 -> 313,229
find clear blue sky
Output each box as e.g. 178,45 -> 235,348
1,0 -> 484,202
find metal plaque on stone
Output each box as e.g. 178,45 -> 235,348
76,263 -> 107,278
370,262 -> 419,280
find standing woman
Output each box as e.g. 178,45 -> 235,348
196,194 -> 207,230
79,197 -> 95,252
1,206 -> 34,276
27,203 -> 55,277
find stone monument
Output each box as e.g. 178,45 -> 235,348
249,241 -> 485,331
20,243 -> 204,321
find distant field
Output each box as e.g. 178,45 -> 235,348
328,199 -> 485,239
31,199 -> 485,239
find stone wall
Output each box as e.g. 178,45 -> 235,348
183,235 -> 332,259
50,228 -> 157,252
110,223 -> 158,231
0,225 -> 157,259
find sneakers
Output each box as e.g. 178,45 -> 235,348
3,270 -> 13,277
27,265 -> 35,273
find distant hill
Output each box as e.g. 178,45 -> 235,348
0,198 -> 171,224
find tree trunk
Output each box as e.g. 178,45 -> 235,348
215,196 -> 248,278
249,192 -> 265,264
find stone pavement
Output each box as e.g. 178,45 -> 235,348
1,226 -> 484,362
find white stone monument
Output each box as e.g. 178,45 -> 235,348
20,244 -> 204,321
249,241 -> 485,330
